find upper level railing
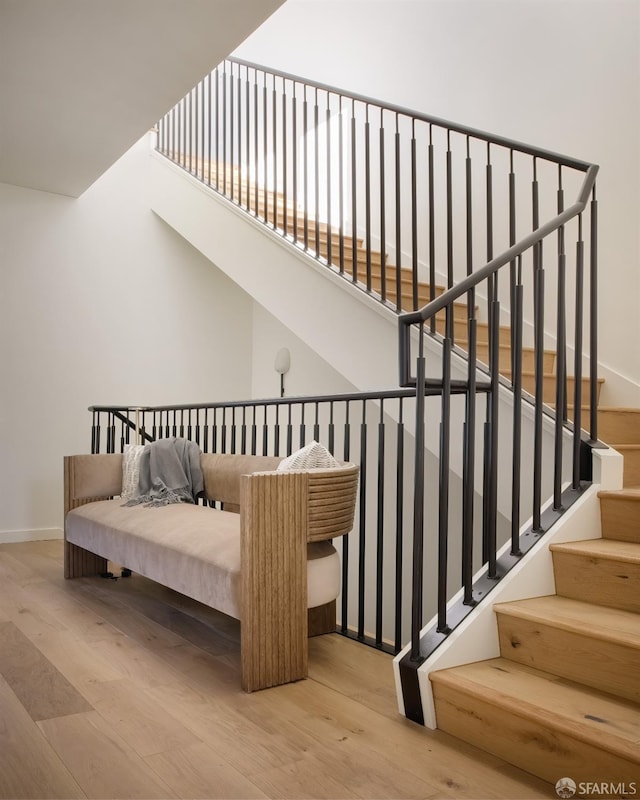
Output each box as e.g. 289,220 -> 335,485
90,389 -> 429,655
151,59 -> 600,723
156,57 -> 597,340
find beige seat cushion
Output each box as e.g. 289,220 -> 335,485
66,499 -> 340,619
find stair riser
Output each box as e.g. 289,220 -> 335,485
369,290 -> 471,320
552,551 -> 640,613
496,613 -> 640,703
472,344 -> 555,373
520,375 -> 601,405
600,496 -> 640,543
597,410 -> 640,445
618,447 -> 640,487
432,682 -> 639,784
316,246 -> 386,268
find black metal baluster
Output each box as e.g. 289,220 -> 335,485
282,79 -> 288,234
485,143 -> 494,327
230,408 -> 237,454
589,187 -> 598,442
262,405 -> 269,455
313,402 -> 320,443
410,327 -> 426,661
428,126 -> 435,333
357,401 -> 367,640
375,401 -> 385,647
411,121 -> 418,310
303,87 -> 309,249
553,166 -> 567,509
229,64 -> 235,199
572,217 -> 584,488
328,402 -> 335,455
244,68 -> 250,205
326,94 -> 332,266
394,399 -> 404,651
299,404 -> 306,449
511,259 -> 524,555
508,150 -> 516,375
207,72 -> 213,187
272,75 -> 277,228
365,106 -> 371,288
292,86 -> 298,242
532,254 -> 545,532
253,74 -> 259,214
214,68 -> 219,189
237,70 -> 242,202
203,409 -> 209,454
240,407 -> 247,455
395,114 -> 401,311
379,111 -> 386,300
338,96 -> 345,273
92,410 -> 99,454
462,314 -> 477,603
314,89 -> 320,253
195,80 -> 200,179
437,336 -> 452,632
341,402 -> 351,634
180,96 -> 186,169
286,405 -> 293,456
262,74 -> 268,220
351,100 -> 358,282
222,63 -> 227,194
487,299 -> 500,577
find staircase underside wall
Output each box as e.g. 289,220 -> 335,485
150,154 -> 401,394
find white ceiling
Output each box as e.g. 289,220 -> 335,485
0,0 -> 284,197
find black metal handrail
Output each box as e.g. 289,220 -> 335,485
149,59 -> 601,725
90,389 -> 426,654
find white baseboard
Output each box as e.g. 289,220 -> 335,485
0,528 -> 63,545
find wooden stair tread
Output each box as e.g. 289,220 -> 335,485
599,488 -> 640,500
550,538 -> 640,563
493,595 -> 640,647
430,657 -> 640,759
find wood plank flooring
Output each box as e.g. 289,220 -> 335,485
0,540 -> 551,800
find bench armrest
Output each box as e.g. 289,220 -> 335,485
239,464 -> 358,691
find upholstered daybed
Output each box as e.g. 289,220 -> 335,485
63,450 -> 358,692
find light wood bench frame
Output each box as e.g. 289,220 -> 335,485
63,453 -> 358,692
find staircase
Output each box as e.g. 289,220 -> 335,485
156,62 -> 640,779
429,407 -> 640,785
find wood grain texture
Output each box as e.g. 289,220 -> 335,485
38,711 -> 178,799
551,539 -> 640,612
495,595 -> 640,702
64,456 -> 108,579
597,407 -> 640,445
307,465 -> 359,542
0,539 -> 552,800
599,488 -> 640,542
0,674 -> 85,800
240,471 -> 308,691
0,621 -> 92,721
430,658 -> 640,783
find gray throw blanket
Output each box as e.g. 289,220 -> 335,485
124,437 -> 204,507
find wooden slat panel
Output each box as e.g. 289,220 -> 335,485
240,471 -> 308,691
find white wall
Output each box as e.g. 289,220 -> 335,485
0,138 -> 254,540
250,304 -> 356,399
234,0 -> 640,404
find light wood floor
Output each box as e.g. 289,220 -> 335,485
0,540 -> 551,800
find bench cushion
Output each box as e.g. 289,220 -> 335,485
65,499 -> 340,619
